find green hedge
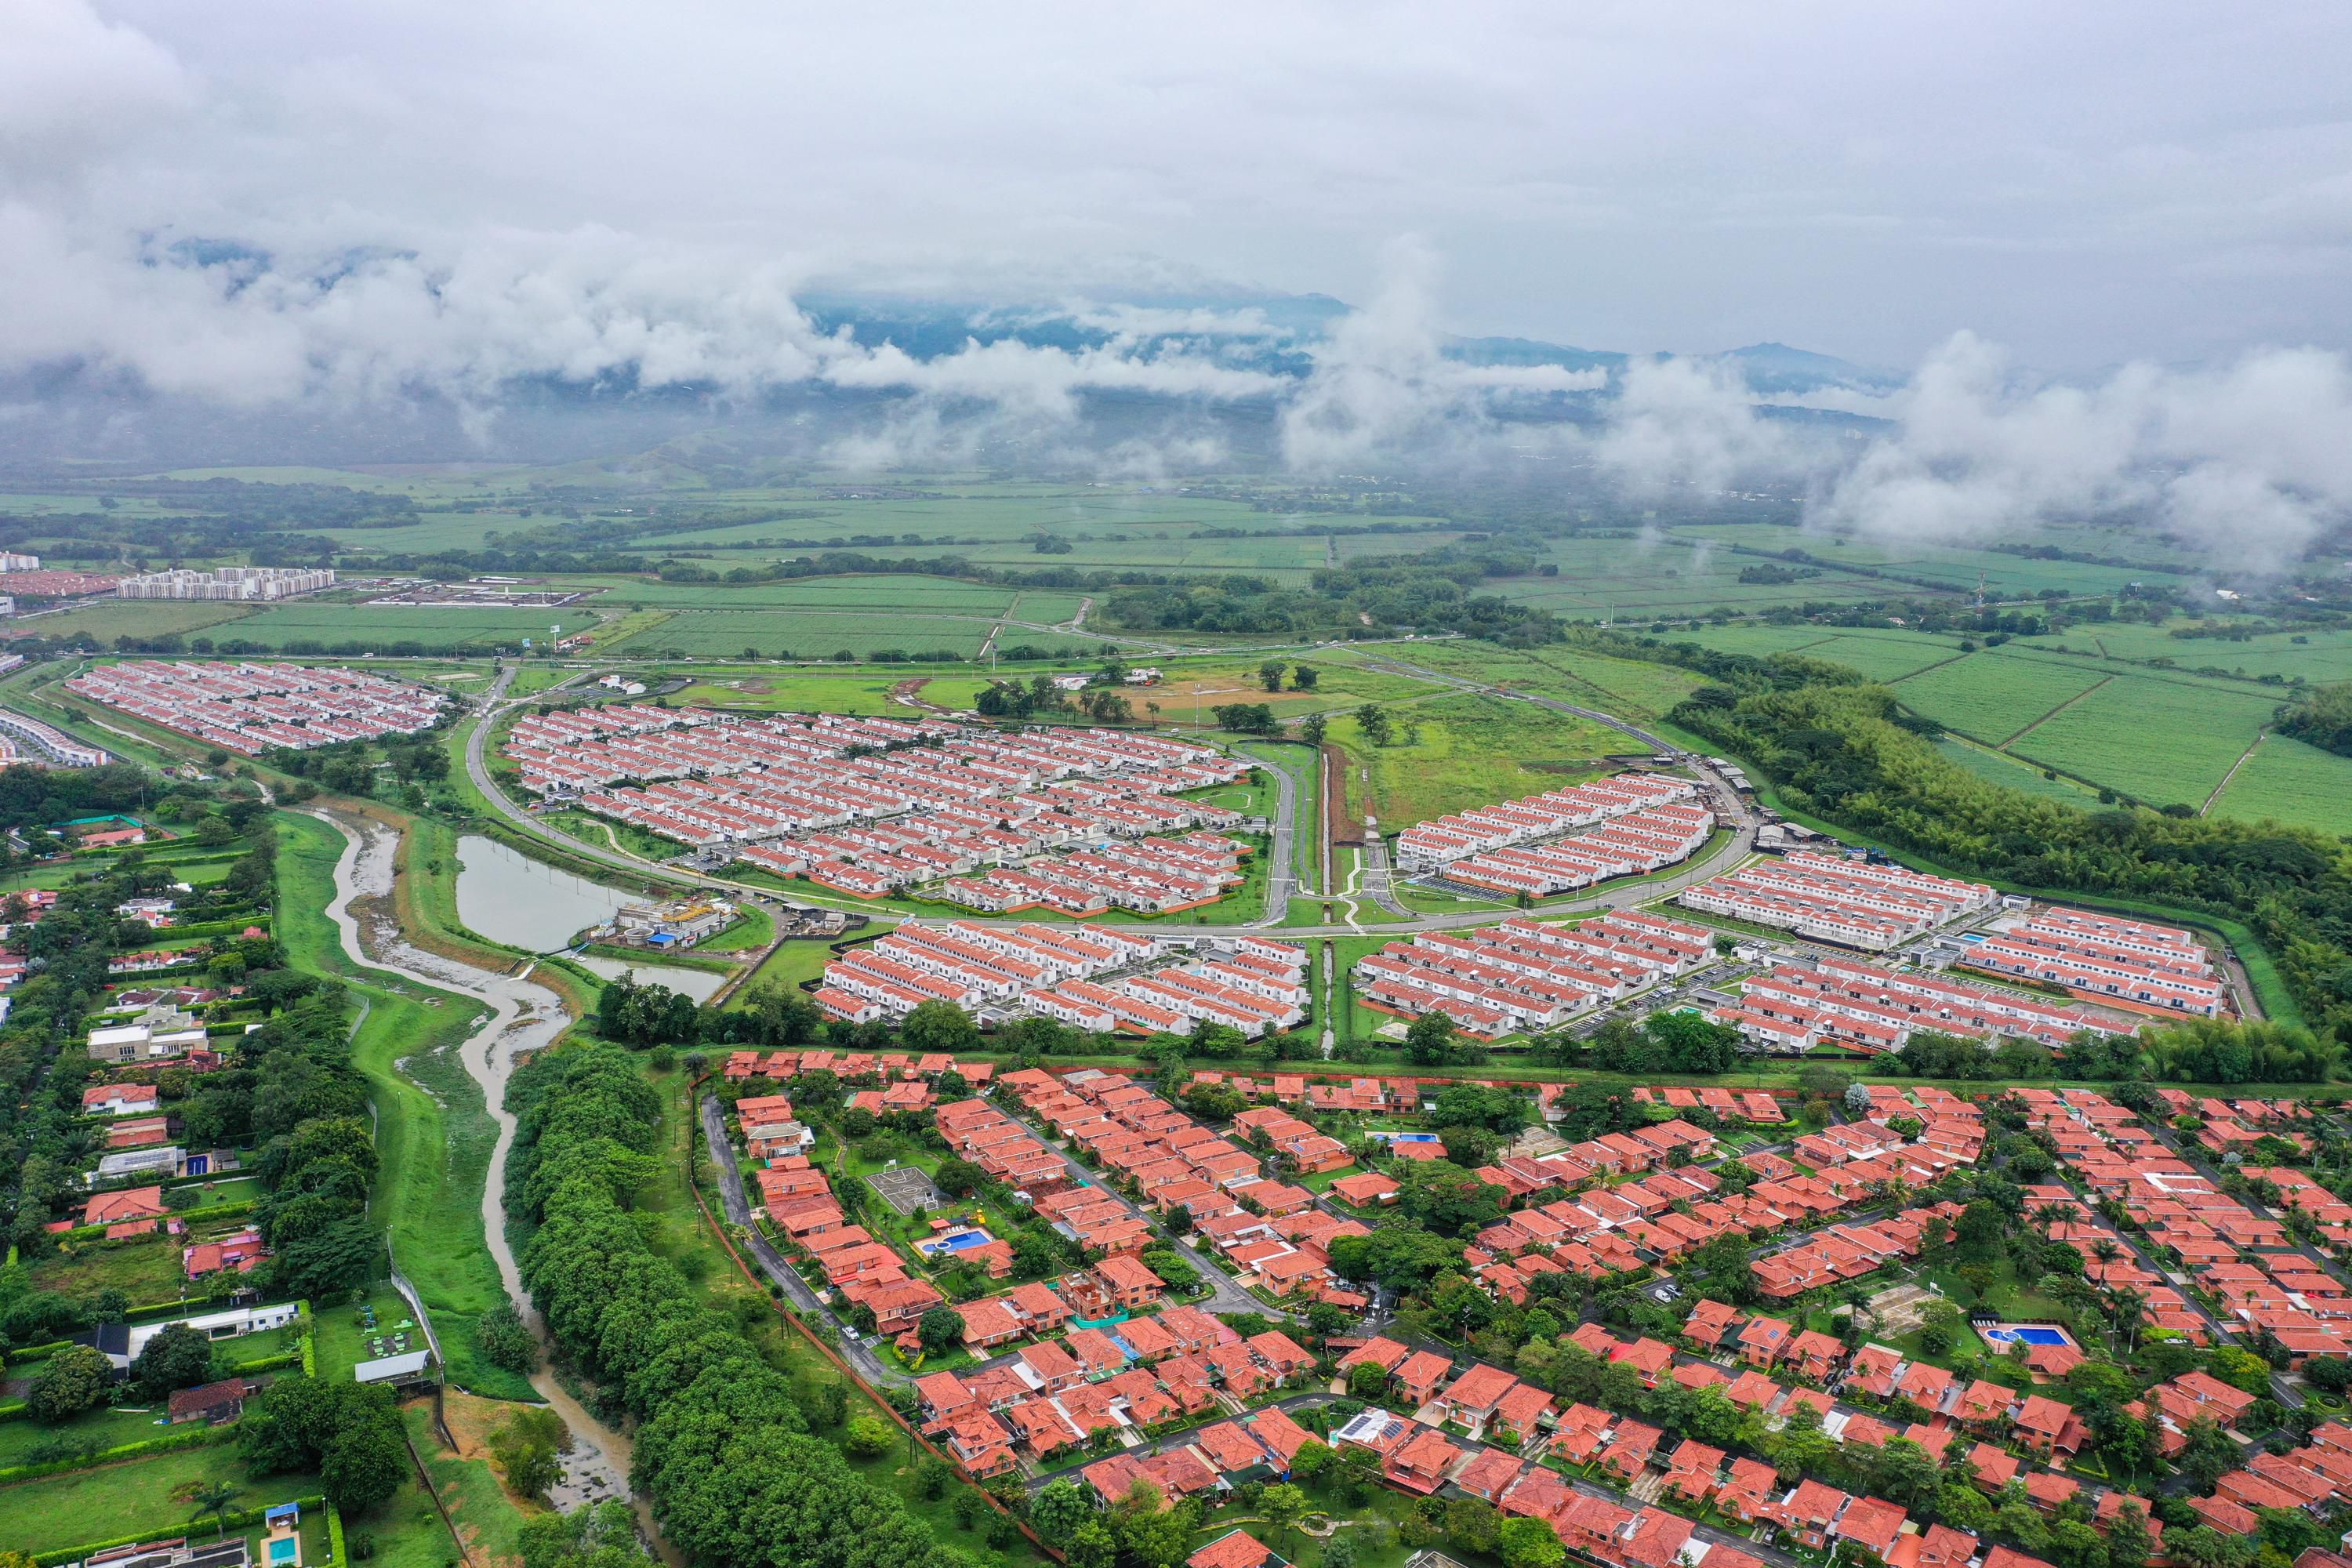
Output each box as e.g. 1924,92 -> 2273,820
34,1493 -> 328,1567
0,1419 -> 237,1484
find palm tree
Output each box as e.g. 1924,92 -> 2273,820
187,1482 -> 241,1540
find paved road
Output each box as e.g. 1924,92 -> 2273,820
695,1091 -> 909,1388
1257,742 -> 1304,928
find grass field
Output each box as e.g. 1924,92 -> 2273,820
2005,677 -> 2276,809
2022,619 -> 2352,683
1669,521 -> 2186,597
1933,737 -> 2103,805
275,810 -> 540,1400
573,573 -> 1018,612
1357,641 -> 1707,723
0,1443 -> 326,1556
1890,652 -> 2111,745
199,604 -> 604,651
1490,535 -> 1918,618
2206,732 -> 2352,834
1,601 -> 260,643
603,609 -> 997,659
1330,691 -> 1631,829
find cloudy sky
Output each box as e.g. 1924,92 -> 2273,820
11,0 -> 2352,373
7,1 -> 2352,561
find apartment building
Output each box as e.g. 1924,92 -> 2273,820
1395,771 -> 1701,873
1679,851 -> 1995,949
1711,954 -> 2130,1054
1353,910 -> 1716,1038
67,660 -> 448,754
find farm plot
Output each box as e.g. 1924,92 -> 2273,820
1933,738 -> 2102,805
1889,652 -> 2111,745
0,599 -> 260,642
849,535 -> 1334,578
1494,535 -> 1914,618
2211,734 -> 2352,837
604,611 -> 995,659
2006,677 -> 2277,809
1364,641 -> 1705,724
575,573 -> 1019,613
201,603 -> 603,651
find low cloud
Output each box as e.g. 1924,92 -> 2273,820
1813,332 -> 2352,568
1279,238 -> 1606,472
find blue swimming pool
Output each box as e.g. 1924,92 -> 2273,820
1982,1323 -> 2071,1346
1371,1131 -> 1440,1143
266,1538 -> 299,1566
917,1228 -> 996,1257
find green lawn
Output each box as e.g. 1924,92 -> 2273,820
0,1443 -> 325,1556
310,1288 -> 429,1384
27,1233 -> 189,1301
0,1403 -> 185,1467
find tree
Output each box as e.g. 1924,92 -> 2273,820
917,1306 -> 964,1353
321,1398 -> 410,1514
1355,704 -> 1395,746
30,1344 -> 114,1421
935,1157 -> 985,1196
1259,661 -> 1287,694
1067,1521 -> 1117,1568
901,1000 -> 979,1054
1261,1483 -> 1309,1554
133,1323 -> 220,1399
1497,1517 -> 1566,1568
1323,1534 -> 1359,1568
1300,713 -> 1329,748
1032,1479 -> 1097,1547
187,1482 -> 241,1541
1290,1437 -> 1337,1487
2209,1345 -> 2273,1396
477,1301 -> 541,1374
1403,1010 -> 1480,1066
1348,1360 -> 1390,1399
844,1415 -> 895,1457
490,1407 -> 568,1500
1677,1232 -> 1759,1305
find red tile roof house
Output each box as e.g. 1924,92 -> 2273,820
916,1370 -> 977,1428
1775,1479 -> 1853,1548
1612,1336 -> 1678,1387
1790,1330 -> 1849,1384
1435,1362 -> 1521,1428
940,1413 -> 1020,1479
1246,1330 -> 1316,1386
1836,1497 -> 1909,1560
1390,1426 -> 1467,1494
956,1298 -> 1025,1351
1843,1344 -> 1904,1399
1661,1440 -> 1726,1504
2011,1393 -> 2085,1457
1190,1530 -> 1285,1568
1715,1457 -> 1780,1525
1454,1446 -> 1528,1503
1684,1298 -> 1744,1349
1094,1254 -> 1164,1308
1020,1339 -> 1087,1392
1737,1314 -> 1797,1367
1558,1494 -> 1635,1562
1596,1417 -> 1664,1483
1968,1443 -> 2021,1494
1492,1381 -> 1556,1445
1330,1171 -> 1399,1207
1951,1378 -> 2015,1433
1620,1508 -> 1696,1568
1337,1336 -> 1410,1381
1395,1349 -> 1453,1407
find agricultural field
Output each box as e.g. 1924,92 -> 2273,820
603,610 -> 996,659
187,603 -> 604,651
1489,533 -> 1918,619
1668,521 -> 2193,596
1933,737 -> 2104,805
846,533 -> 1338,579
2211,733 -> 2352,836
1131,655 -> 1442,725
0,599 -> 261,643
1367,640 -> 1706,722
303,510 -> 518,554
2022,619 -> 2352,684
1889,652 -> 2111,745
2003,676 -> 2278,810
1643,622 -> 1970,681
568,572 -> 1021,613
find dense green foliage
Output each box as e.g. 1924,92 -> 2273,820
1670,677 -> 2352,1052
238,1374 -> 411,1513
506,1042 -> 983,1568
2276,680 -> 2352,757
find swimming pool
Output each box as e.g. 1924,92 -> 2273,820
1370,1131 -> 1440,1144
917,1228 -> 996,1257
266,1537 -> 299,1566
1980,1323 -> 2074,1347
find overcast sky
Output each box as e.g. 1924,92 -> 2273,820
10,0 -> 2352,373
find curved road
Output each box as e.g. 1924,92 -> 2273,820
463,659 -> 1759,940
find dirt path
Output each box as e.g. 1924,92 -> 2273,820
310,811 -> 676,1556
2202,728 -> 2265,815
1997,673 -> 2112,749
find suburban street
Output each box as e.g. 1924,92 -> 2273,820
695,1091 -> 909,1388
